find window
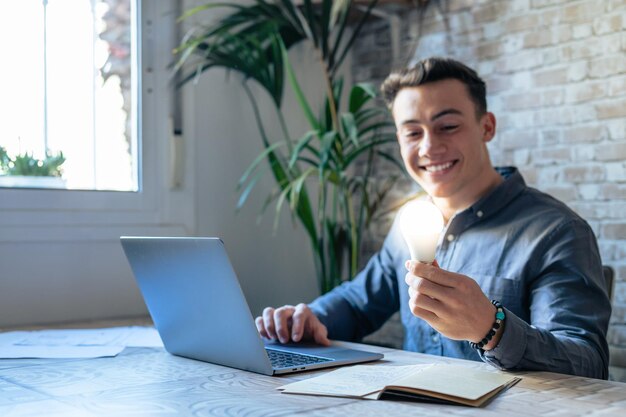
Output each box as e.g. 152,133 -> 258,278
0,0 -> 137,191
0,0 -> 195,327
0,0 -> 193,237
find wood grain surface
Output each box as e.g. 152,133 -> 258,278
0,335 -> 625,416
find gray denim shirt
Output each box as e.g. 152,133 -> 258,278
309,167 -> 611,379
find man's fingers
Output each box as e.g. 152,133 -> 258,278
274,305 -> 294,343
407,261 -> 456,287
291,303 -> 309,342
408,300 -> 439,323
255,316 -> 269,339
405,273 -> 450,301
410,290 -> 443,316
406,277 -> 447,318
312,322 -> 330,346
259,304 -> 328,346
292,304 -> 330,345
262,307 -> 277,340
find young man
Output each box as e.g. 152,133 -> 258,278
255,57 -> 611,379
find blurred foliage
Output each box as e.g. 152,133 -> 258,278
0,146 -> 65,177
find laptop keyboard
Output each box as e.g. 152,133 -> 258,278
266,348 -> 332,369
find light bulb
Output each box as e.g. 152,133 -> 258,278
398,200 -> 444,263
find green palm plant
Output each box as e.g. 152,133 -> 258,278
176,0 -> 406,293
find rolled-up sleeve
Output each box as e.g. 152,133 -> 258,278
479,219 -> 611,379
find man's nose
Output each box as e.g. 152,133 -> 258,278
418,131 -> 445,158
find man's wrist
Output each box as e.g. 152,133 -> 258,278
483,319 -> 505,351
469,300 -> 506,351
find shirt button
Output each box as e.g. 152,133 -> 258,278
447,234 -> 455,242
477,210 -> 484,217
432,334 -> 439,342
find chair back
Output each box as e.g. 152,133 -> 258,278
603,265 -> 614,301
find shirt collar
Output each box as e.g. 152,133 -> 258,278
467,166 -> 526,218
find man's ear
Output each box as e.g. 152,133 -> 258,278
482,112 -> 496,143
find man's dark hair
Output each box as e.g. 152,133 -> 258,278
381,57 -> 487,118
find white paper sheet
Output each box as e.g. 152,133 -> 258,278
120,326 -> 164,347
0,326 -> 163,359
0,345 -> 126,359
279,364 -> 432,397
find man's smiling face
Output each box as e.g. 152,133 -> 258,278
392,78 -> 497,209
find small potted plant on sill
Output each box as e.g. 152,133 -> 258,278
0,145 -> 66,188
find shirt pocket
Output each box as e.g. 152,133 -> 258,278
474,274 -> 525,318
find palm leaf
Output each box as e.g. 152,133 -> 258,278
340,113 -> 359,146
242,83 -> 319,245
353,122 -> 396,142
237,142 -> 285,189
289,131 -> 317,169
280,39 -> 320,131
319,0 -> 333,59
319,131 -> 339,171
176,0 -> 406,294
375,150 -> 406,174
332,0 -> 379,75
348,83 -> 377,113
328,0 -> 352,70
343,138 -> 398,167
301,0 -> 319,47
236,169 -> 265,210
289,167 -> 317,211
176,3 -> 239,22
274,182 -> 295,231
355,107 -> 386,125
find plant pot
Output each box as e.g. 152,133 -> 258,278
0,175 -> 67,189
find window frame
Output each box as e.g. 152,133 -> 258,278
0,0 -> 193,243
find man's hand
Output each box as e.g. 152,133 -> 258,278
255,303 -> 330,346
405,261 -> 502,349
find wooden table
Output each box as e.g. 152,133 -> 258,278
1,337 -> 625,416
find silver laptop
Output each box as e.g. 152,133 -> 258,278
120,236 -> 383,375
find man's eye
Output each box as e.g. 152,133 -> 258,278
442,125 -> 459,131
404,131 -> 422,138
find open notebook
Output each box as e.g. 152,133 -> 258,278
279,363 -> 521,407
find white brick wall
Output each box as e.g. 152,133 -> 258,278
353,0 -> 626,379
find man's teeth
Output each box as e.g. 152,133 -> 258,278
425,162 -> 454,172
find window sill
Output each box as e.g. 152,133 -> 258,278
0,175 -> 67,189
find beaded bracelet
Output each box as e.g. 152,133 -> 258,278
468,300 -> 505,350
